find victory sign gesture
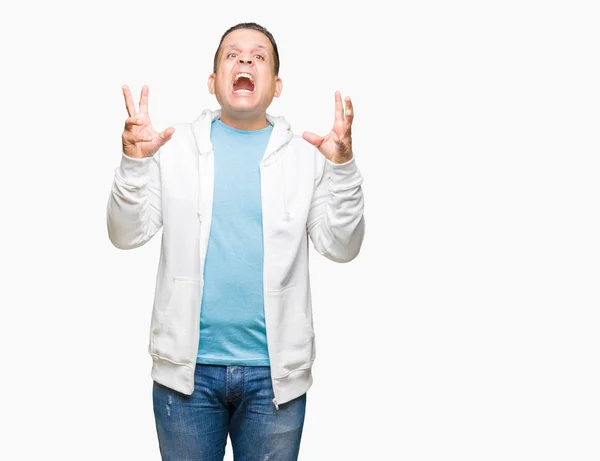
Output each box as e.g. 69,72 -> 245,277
121,85 -> 175,159
302,90 -> 354,164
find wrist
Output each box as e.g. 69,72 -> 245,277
329,153 -> 354,165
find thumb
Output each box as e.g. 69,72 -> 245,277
158,127 -> 175,146
302,131 -> 323,147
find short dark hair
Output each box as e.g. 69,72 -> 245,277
213,22 -> 280,76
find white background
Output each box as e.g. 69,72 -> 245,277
2,0 -> 599,459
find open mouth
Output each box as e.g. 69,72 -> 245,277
233,72 -> 255,94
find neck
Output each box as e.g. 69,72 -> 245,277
218,111 -> 270,131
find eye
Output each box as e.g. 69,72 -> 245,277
255,55 -> 264,60
227,52 -> 237,58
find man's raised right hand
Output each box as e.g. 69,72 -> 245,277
121,84 -> 175,159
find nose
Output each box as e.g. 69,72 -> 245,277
238,55 -> 253,65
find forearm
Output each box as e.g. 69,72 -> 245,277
308,156 -> 365,262
106,151 -> 163,249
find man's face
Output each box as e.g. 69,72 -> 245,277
208,28 -> 282,119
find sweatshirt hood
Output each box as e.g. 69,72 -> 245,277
190,108 -> 294,164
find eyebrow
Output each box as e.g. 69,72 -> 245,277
224,43 -> 267,50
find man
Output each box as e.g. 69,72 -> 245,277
107,22 -> 365,461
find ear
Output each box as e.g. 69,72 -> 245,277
207,73 -> 215,95
274,76 -> 283,98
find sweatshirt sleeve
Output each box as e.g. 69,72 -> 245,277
307,151 -> 366,263
106,150 -> 163,249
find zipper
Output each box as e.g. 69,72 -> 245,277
195,149 -> 214,373
259,158 -> 282,412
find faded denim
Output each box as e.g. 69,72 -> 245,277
153,363 -> 307,460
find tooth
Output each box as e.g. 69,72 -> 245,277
233,72 -> 254,87
234,72 -> 253,82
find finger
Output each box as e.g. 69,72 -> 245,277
302,131 -> 324,147
331,128 -> 347,145
124,116 -> 144,130
344,96 -> 354,127
158,127 -> 176,145
334,90 -> 343,122
139,84 -> 149,115
122,85 -> 137,117
124,132 -> 154,144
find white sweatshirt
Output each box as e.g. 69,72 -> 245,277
106,108 -> 365,409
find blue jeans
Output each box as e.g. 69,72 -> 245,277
153,363 -> 307,461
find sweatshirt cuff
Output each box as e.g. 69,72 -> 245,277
326,156 -> 363,191
117,151 -> 153,187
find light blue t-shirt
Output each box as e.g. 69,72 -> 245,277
196,118 -> 273,366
